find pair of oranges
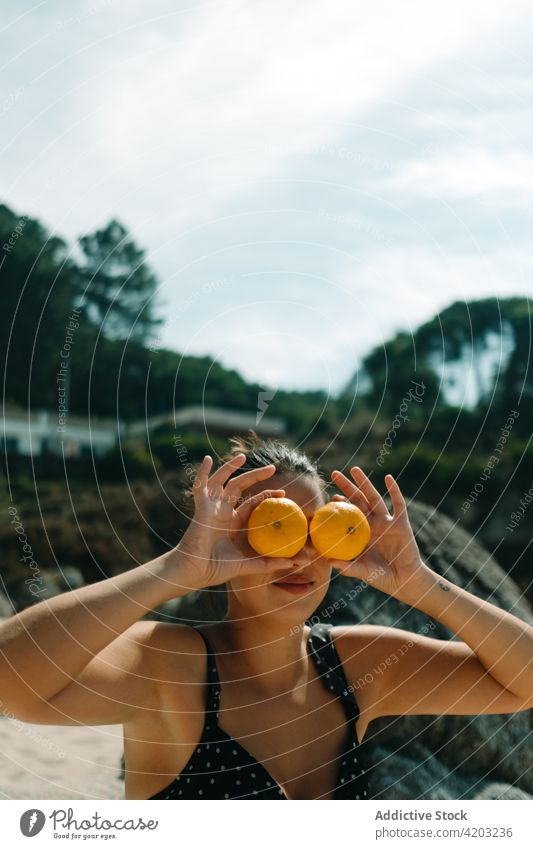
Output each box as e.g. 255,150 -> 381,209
247,497 -> 371,561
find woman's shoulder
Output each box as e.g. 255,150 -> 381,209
332,621 -> 425,641
331,622 -> 404,641
331,622 -> 436,656
123,623 -> 213,741
330,622 -> 418,665
328,623 -> 405,721
130,621 -> 213,688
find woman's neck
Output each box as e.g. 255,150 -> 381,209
208,614 -> 310,695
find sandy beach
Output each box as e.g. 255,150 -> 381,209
0,717 -> 124,800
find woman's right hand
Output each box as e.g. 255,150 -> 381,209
173,453 -> 290,592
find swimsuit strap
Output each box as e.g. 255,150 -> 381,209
308,622 -> 360,724
192,622 -> 360,727
191,625 -> 221,721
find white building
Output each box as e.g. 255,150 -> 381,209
127,405 -> 286,439
2,404 -> 286,458
2,406 -> 120,458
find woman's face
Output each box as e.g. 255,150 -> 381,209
226,473 -> 332,626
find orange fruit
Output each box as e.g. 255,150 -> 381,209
247,497 -> 308,558
309,502 -> 370,560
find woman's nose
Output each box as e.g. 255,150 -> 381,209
292,536 -> 320,566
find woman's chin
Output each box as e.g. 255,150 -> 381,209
229,581 -> 328,624
264,583 -> 327,623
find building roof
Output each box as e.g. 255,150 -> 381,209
3,404 -> 286,438
126,405 -> 286,437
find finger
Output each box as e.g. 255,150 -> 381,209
330,470 -> 371,514
327,556 -> 370,581
385,474 -> 407,517
208,453 -> 247,487
217,537 -> 293,575
224,464 -> 277,499
240,555 -> 295,576
234,489 -> 286,525
349,466 -> 389,514
192,455 -> 213,492
328,560 -> 352,574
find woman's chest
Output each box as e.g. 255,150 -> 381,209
126,663 -> 369,800
211,680 -> 357,799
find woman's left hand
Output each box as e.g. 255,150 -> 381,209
328,466 -> 435,605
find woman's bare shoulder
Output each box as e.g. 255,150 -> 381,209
131,621 -> 210,685
331,622 -> 430,669
331,622 -> 403,649
322,624 -> 397,728
134,620 -> 203,648
329,623 -> 403,721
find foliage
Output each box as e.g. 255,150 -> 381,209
77,219 -> 162,344
1,202 -> 531,600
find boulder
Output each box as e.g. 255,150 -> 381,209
5,566 -> 86,612
0,589 -> 13,619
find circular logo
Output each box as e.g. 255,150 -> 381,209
20,809 -> 46,837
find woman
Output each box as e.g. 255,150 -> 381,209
0,435 -> 532,800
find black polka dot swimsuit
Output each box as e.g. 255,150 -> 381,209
149,621 -> 371,800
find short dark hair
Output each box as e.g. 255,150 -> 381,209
182,430 -> 327,503
221,430 -> 327,493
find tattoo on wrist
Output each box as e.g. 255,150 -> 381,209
438,580 -> 450,592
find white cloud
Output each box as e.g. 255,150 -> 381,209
382,149 -> 533,201
4,0 -> 528,238
343,245 -> 533,325
157,244 -> 533,394
94,0 -> 529,230
2,0 -> 533,395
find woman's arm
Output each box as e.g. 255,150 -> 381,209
0,454 -> 288,725
401,567 -> 533,700
0,549 -> 187,718
336,622 -> 533,723
328,467 -> 533,718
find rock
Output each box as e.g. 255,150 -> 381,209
475,782 -> 532,800
54,565 -> 85,592
174,498 -> 533,800
0,589 -> 13,619
5,566 -> 86,612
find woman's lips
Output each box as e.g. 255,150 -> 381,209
272,578 -> 315,594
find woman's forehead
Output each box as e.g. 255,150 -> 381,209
258,474 -> 325,517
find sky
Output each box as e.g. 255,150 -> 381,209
2,0 -> 533,395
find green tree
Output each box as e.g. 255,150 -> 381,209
0,203 -> 77,409
415,298 -> 515,407
489,298 -> 532,434
78,219 -> 162,345
343,330 -> 440,415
